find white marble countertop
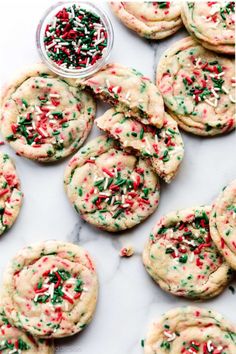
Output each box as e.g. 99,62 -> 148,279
0,1 -> 235,353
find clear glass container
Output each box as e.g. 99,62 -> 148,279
36,1 -> 114,78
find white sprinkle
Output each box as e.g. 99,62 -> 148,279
9,349 -> 20,354
112,86 -> 120,94
211,88 -> 219,99
163,330 -> 176,342
46,42 -> 56,50
194,57 -> 201,68
145,137 -> 152,151
94,37 -> 105,46
222,85 -> 229,94
125,91 -> 131,100
99,192 -> 111,197
66,278 -> 76,285
122,203 -> 130,208
229,95 -> 236,103
33,294 -> 40,302
145,149 -> 152,155
49,93 -> 60,99
207,340 -> 213,352
110,196 -> 115,205
44,105 -> 55,110
38,127 -> 48,137
103,177 -> 109,190
189,253 -> 195,262
188,349 -> 196,354
59,42 -> 70,46
71,5 -> 75,18
154,134 -> 159,145
105,79 -> 110,88
205,98 -> 217,107
48,283 -> 55,299
62,289 -> 73,300
35,106 -> 42,113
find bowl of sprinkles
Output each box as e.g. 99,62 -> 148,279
36,1 -> 114,78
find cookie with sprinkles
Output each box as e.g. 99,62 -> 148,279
2,241 -> 98,338
156,37 -> 235,136
144,306 -> 236,353
77,63 -> 164,128
64,135 -> 160,232
181,1 -> 235,55
1,63 -> 96,162
110,2 -> 182,39
0,305 -> 54,353
210,179 -> 236,270
143,206 -> 231,299
96,108 -> 184,183
0,153 -> 23,235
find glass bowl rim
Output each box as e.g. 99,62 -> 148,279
36,0 -> 114,78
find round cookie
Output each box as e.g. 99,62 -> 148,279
156,37 -> 235,136
0,153 -> 23,235
1,63 -> 96,162
64,135 -> 160,232
181,1 -> 235,55
2,241 -> 98,338
210,179 -> 236,270
144,306 -> 236,354
96,108 -> 184,183
0,305 -> 54,353
110,2 -> 182,40
78,63 -> 164,128
143,206 -> 231,299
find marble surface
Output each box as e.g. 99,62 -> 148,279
0,1 -> 236,353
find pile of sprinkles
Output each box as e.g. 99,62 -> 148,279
201,1 -> 235,28
44,4 -> 108,70
87,165 -> 151,219
182,58 -> 235,108
155,210 -> 216,267
33,268 -> 84,308
181,339 -> 225,354
7,91 -> 67,149
0,338 -> 30,353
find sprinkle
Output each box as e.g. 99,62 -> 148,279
163,330 -> 176,342
44,4 -> 108,70
229,94 -> 236,103
49,93 -> 61,98
207,340 -> 213,352
222,85 -> 229,94
205,98 -> 217,107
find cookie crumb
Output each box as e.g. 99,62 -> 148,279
120,246 -> 134,257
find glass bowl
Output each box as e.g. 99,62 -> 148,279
36,1 -> 114,78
